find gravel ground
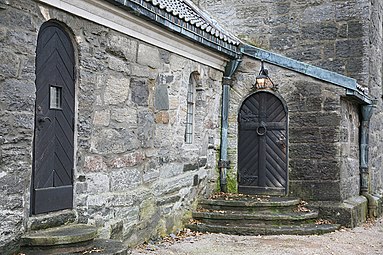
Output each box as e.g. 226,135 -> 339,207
130,218 -> 383,255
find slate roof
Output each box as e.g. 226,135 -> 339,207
106,0 -> 241,57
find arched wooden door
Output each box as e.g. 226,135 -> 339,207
238,91 -> 288,195
32,22 -> 75,214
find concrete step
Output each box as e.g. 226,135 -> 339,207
21,224 -> 98,246
187,222 -> 341,235
19,238 -> 128,255
198,196 -> 301,212
192,210 -> 319,225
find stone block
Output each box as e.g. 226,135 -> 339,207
154,85 -> 169,111
335,39 -> 364,58
104,76 -> 130,105
311,196 -> 367,227
107,33 -> 137,62
0,171 -> 26,195
183,162 -> 199,172
87,193 -> 110,207
90,128 -> 139,154
0,194 -> 23,211
159,49 -> 170,64
108,55 -> 130,73
130,64 -> 150,78
110,220 -> 123,240
0,50 -> 20,78
156,194 -> 181,206
83,155 -> 107,172
111,107 -> 137,125
108,151 -> 145,168
154,111 -> 170,124
316,112 -> 341,127
109,193 -> 134,207
110,168 -> 142,191
7,29 -> 36,55
345,57 -> 364,74
335,1 -> 369,22
320,127 -> 340,143
93,110 -> 110,126
0,7 -> 34,30
289,180 -> 341,201
80,54 -> 106,72
289,127 -> 321,143
131,78 -> 149,106
348,20 -> 364,38
143,170 -> 160,183
0,78 -> 35,111
303,3 -> 335,21
137,110 -> 155,148
13,112 -> 34,129
159,163 -> 183,179
27,209 -> 77,231
286,46 -> 322,61
155,174 -> 193,196
86,173 -> 109,193
137,43 -> 161,69
290,159 -> 340,181
301,23 -> 338,41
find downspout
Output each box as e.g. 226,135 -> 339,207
359,104 -> 377,218
219,58 -> 241,193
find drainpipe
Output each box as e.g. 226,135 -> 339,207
219,58 -> 241,193
359,104 -> 377,218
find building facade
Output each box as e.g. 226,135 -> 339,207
0,0 -> 382,254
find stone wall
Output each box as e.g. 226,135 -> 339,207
0,1 -> 222,253
193,0 -> 371,85
230,56 -> 359,201
0,1 -> 38,254
194,0 -> 383,197
368,0 -> 383,194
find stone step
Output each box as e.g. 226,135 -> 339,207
187,222 -> 341,235
21,224 -> 98,246
198,196 -> 301,212
19,238 -> 128,255
192,210 -> 319,225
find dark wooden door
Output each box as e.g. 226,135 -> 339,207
238,92 -> 288,195
32,22 -> 75,214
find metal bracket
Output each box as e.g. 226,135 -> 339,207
218,160 -> 231,169
222,76 -> 233,86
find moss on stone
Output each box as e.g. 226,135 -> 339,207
226,170 -> 238,193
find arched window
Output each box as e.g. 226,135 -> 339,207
185,73 -> 196,144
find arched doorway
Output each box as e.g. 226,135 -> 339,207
238,91 -> 288,195
32,21 -> 75,214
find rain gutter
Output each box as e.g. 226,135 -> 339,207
219,58 -> 241,192
241,45 -> 372,105
360,104 -> 378,218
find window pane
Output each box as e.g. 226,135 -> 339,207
50,86 -> 62,109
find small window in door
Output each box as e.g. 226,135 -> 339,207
50,86 -> 62,109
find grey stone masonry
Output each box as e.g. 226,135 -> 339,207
230,56 -> 359,202
195,0 -> 383,210
0,1 -> 222,253
194,0 -> 372,85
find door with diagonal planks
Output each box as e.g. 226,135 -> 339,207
238,91 -> 288,195
32,22 -> 75,214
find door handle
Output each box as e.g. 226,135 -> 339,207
38,116 -> 51,123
